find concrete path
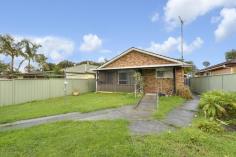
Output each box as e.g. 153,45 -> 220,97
130,95 -> 199,134
163,96 -> 199,127
0,94 -> 199,134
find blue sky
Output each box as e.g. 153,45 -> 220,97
1,0 -> 236,69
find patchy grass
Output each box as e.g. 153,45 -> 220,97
134,127 -> 236,157
0,120 -> 236,157
0,120 -> 132,157
154,96 -> 185,119
0,92 -> 139,124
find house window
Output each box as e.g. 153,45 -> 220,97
118,70 -> 134,85
156,68 -> 173,78
156,71 -> 164,78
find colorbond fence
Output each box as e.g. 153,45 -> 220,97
0,78 -> 95,106
190,73 -> 236,93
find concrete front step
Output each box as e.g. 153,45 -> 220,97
136,93 -> 157,111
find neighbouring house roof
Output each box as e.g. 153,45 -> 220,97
198,59 -> 236,73
65,63 -> 98,74
95,47 -> 191,70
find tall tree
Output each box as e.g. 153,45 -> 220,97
57,60 -> 75,69
184,61 -> 198,74
43,62 -> 62,74
24,64 -> 37,72
78,60 -> 101,66
0,61 -> 9,73
21,39 -> 41,73
225,49 -> 236,61
0,34 -> 23,73
44,62 -> 56,71
35,54 -> 48,71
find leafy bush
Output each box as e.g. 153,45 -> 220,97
199,91 -> 236,119
176,86 -> 193,100
196,119 -> 224,134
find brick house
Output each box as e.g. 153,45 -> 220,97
94,47 -> 191,94
197,60 -> 236,76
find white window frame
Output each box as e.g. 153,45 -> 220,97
118,71 -> 129,85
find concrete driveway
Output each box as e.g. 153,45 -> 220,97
0,94 -> 199,134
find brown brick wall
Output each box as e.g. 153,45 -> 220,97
175,67 -> 184,90
143,69 -> 174,95
143,68 -> 185,94
200,65 -> 236,76
105,50 -> 175,68
97,67 -> 185,95
210,68 -> 232,75
232,66 -> 236,73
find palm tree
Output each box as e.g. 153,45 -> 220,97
35,54 -> 48,71
0,61 -> 9,73
21,39 -> 41,73
0,34 -> 23,74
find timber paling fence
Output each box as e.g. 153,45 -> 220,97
0,78 -> 95,106
190,73 -> 236,94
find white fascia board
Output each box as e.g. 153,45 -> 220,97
94,64 -> 184,71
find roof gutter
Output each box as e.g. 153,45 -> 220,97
198,65 -> 228,73
93,63 -> 191,71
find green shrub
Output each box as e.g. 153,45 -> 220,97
196,119 -> 224,134
199,91 -> 236,119
176,86 -> 193,100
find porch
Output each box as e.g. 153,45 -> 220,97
96,70 -> 135,92
96,67 -> 179,94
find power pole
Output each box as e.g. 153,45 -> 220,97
179,16 -> 184,61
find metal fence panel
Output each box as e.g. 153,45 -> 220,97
190,73 -> 236,93
223,74 -> 236,91
0,78 -> 95,106
209,75 -> 222,91
0,80 -> 14,105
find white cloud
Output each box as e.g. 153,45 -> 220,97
14,35 -> 75,63
211,16 -> 221,24
164,0 -> 236,29
181,37 -> 204,53
98,56 -> 105,63
147,37 -> 179,54
151,12 -> 159,22
146,36 -> 203,54
214,8 -> 236,41
80,34 -> 102,52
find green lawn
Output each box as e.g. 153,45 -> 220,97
0,92 -> 139,124
154,96 -> 185,119
0,120 -> 236,157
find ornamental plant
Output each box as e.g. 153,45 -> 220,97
199,91 -> 236,120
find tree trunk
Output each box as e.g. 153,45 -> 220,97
28,59 -> 31,73
17,60 -> 25,72
11,55 -> 14,74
